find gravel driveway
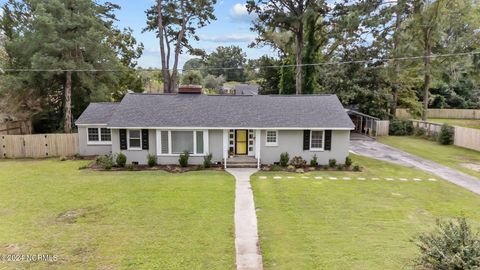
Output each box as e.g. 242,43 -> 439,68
350,140 -> 480,195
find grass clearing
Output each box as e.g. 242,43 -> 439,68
0,159 -> 235,269
252,154 -> 480,270
379,136 -> 480,179
428,118 -> 480,129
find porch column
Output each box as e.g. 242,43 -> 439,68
255,129 -> 261,169
223,129 -> 228,169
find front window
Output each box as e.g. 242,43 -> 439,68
172,131 -> 194,154
265,130 -> 278,146
310,130 -> 324,150
87,127 -> 111,144
158,130 -> 206,155
128,130 -> 141,149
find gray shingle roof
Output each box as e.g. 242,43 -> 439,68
75,103 -> 119,125
106,93 -> 354,129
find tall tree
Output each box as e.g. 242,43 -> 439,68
247,0 -> 327,94
144,0 -> 216,93
205,46 -> 247,82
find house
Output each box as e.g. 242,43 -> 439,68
75,87 -> 354,168
220,84 -> 259,95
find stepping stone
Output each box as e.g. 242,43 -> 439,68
329,177 -> 338,180
301,176 -> 310,179
357,177 -> 366,180
342,177 -> 351,180
273,176 -> 282,179
413,178 -> 422,181
287,176 -> 295,179
399,178 -> 408,181
259,176 -> 267,179
385,177 -> 394,181
428,178 -> 437,182
372,177 -> 380,181
314,176 -> 323,179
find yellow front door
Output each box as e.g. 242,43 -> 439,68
236,130 -> 247,155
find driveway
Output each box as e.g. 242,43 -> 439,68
350,139 -> 480,195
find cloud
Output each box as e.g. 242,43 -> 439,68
229,3 -> 255,22
200,33 -> 256,43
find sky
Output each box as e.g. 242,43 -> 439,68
111,0 -> 275,69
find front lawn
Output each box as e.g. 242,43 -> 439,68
428,118 -> 480,129
379,136 -> 480,179
0,159 -> 235,269
252,155 -> 480,270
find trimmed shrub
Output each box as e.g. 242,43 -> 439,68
147,154 -> 157,167
280,152 -> 289,167
438,124 -> 454,145
290,156 -> 307,168
96,155 -> 113,170
345,156 -> 353,167
353,164 -> 361,171
179,151 -> 190,167
328,159 -> 337,168
126,164 -> 135,171
116,153 -> 127,167
203,153 -> 213,168
310,154 -> 318,167
287,165 -> 295,172
416,217 -> 480,269
414,127 -> 426,137
389,119 -> 413,136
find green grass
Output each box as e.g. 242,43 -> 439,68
0,159 -> 235,269
252,154 -> 480,270
379,136 -> 480,179
428,118 -> 480,129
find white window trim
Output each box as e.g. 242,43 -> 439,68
310,130 -> 325,151
265,130 -> 278,147
127,129 -> 142,150
157,130 -> 208,156
87,127 -> 112,145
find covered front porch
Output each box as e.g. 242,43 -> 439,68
222,129 -> 261,169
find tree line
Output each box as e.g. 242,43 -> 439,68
0,0 -> 479,133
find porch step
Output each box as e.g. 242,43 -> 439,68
226,156 -> 258,168
226,163 -> 258,168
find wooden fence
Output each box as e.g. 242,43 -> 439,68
0,120 -> 32,135
0,133 -> 79,158
397,108 -> 480,119
411,120 -> 480,152
374,120 -> 390,136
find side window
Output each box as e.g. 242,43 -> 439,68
100,128 -> 111,142
128,130 -> 142,149
265,130 -> 278,146
88,128 -> 99,141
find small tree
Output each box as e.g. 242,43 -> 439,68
116,153 -> 127,167
181,70 -> 203,85
279,152 -> 289,167
416,217 -> 480,269
179,151 -> 190,167
438,124 -> 454,145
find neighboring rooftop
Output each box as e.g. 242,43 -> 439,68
104,93 -> 354,129
75,103 -> 119,125
234,84 -> 259,95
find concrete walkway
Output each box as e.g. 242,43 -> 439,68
226,168 -> 263,270
350,140 -> 480,195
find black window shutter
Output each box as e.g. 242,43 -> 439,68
324,130 -> 332,151
303,130 -> 310,150
141,129 -> 149,150
119,129 -> 127,150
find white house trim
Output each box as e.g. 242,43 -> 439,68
222,129 -> 228,169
